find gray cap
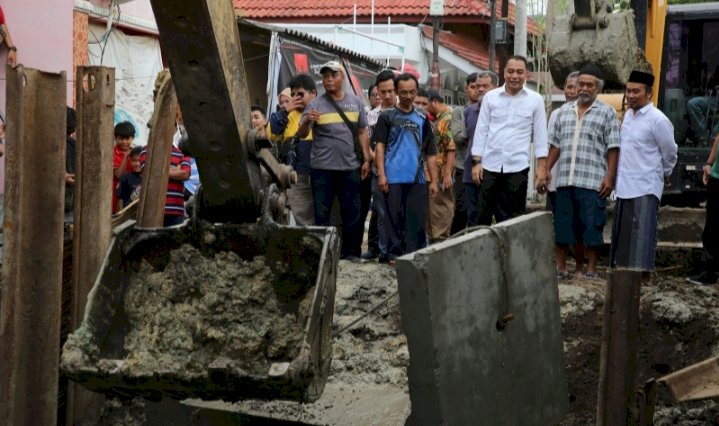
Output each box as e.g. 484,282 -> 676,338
320,60 -> 343,75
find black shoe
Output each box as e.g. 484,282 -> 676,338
378,254 -> 390,264
686,271 -> 718,285
341,255 -> 362,264
361,249 -> 378,260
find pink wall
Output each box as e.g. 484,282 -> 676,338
0,0 -> 74,109
0,0 -> 74,194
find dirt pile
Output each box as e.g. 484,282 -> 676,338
122,244 -> 311,376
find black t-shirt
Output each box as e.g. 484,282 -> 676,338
116,172 -> 142,207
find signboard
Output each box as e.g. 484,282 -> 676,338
495,19 -> 508,44
429,0 -> 445,16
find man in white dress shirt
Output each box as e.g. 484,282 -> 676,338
610,70 -> 678,280
470,55 -> 548,225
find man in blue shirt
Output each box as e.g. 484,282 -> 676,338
374,73 -> 439,262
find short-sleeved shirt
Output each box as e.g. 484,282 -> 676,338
302,93 -> 368,171
450,106 -> 466,171
549,99 -> 620,191
268,109 -> 313,175
116,172 -> 142,207
432,109 -> 456,173
112,145 -> 135,213
140,146 -> 191,217
373,107 -> 438,184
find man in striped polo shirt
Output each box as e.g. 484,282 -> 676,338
140,142 -> 191,227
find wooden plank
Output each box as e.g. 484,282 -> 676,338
596,269 -> 643,426
0,66 -> 67,426
67,66 -> 115,426
112,198 -> 139,228
136,74 -> 176,228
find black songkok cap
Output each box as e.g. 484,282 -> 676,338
628,70 -> 655,87
579,63 -> 603,80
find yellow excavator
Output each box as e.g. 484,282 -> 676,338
549,0 -> 719,205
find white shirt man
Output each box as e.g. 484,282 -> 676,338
610,70 -> 678,279
470,56 -> 548,225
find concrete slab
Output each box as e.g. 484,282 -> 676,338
396,211 -> 568,425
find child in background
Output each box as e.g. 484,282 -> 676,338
115,146 -> 143,211
112,121 -> 136,213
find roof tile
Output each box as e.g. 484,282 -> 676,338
234,0 -> 539,33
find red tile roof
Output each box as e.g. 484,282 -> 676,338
422,26 -> 498,72
234,0 -> 539,34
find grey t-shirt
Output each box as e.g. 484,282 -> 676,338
302,93 -> 368,171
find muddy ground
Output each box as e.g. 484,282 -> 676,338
95,250 -> 719,425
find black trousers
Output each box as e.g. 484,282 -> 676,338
385,183 -> 428,258
473,168 -> 529,226
450,169 -> 468,235
358,172 -> 373,246
702,177 -> 719,272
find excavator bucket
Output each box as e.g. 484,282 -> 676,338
61,0 -> 337,404
61,208 -> 340,403
548,7 -> 651,88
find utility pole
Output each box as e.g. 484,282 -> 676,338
500,0 -> 509,84
489,0 -> 496,73
431,16 -> 441,90
429,0 -> 445,90
515,0 -> 527,57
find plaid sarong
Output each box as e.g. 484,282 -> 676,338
609,195 -> 660,271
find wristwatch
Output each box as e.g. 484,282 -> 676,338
7,46 -> 16,52
471,158 -> 482,166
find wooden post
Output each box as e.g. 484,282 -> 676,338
66,66 -> 115,426
597,269 -> 643,425
0,66 -> 67,426
136,75 -> 177,228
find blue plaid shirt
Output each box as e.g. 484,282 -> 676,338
549,99 -> 620,191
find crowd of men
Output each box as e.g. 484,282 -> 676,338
262,57 -> 717,284
66,55 -> 716,284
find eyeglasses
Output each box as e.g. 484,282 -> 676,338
370,92 -> 381,98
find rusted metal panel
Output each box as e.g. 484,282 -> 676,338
596,269 -> 643,426
149,0 -> 262,223
67,65 -> 115,426
0,66 -> 67,426
136,75 -> 176,228
72,66 -> 115,330
659,356 -> 719,402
